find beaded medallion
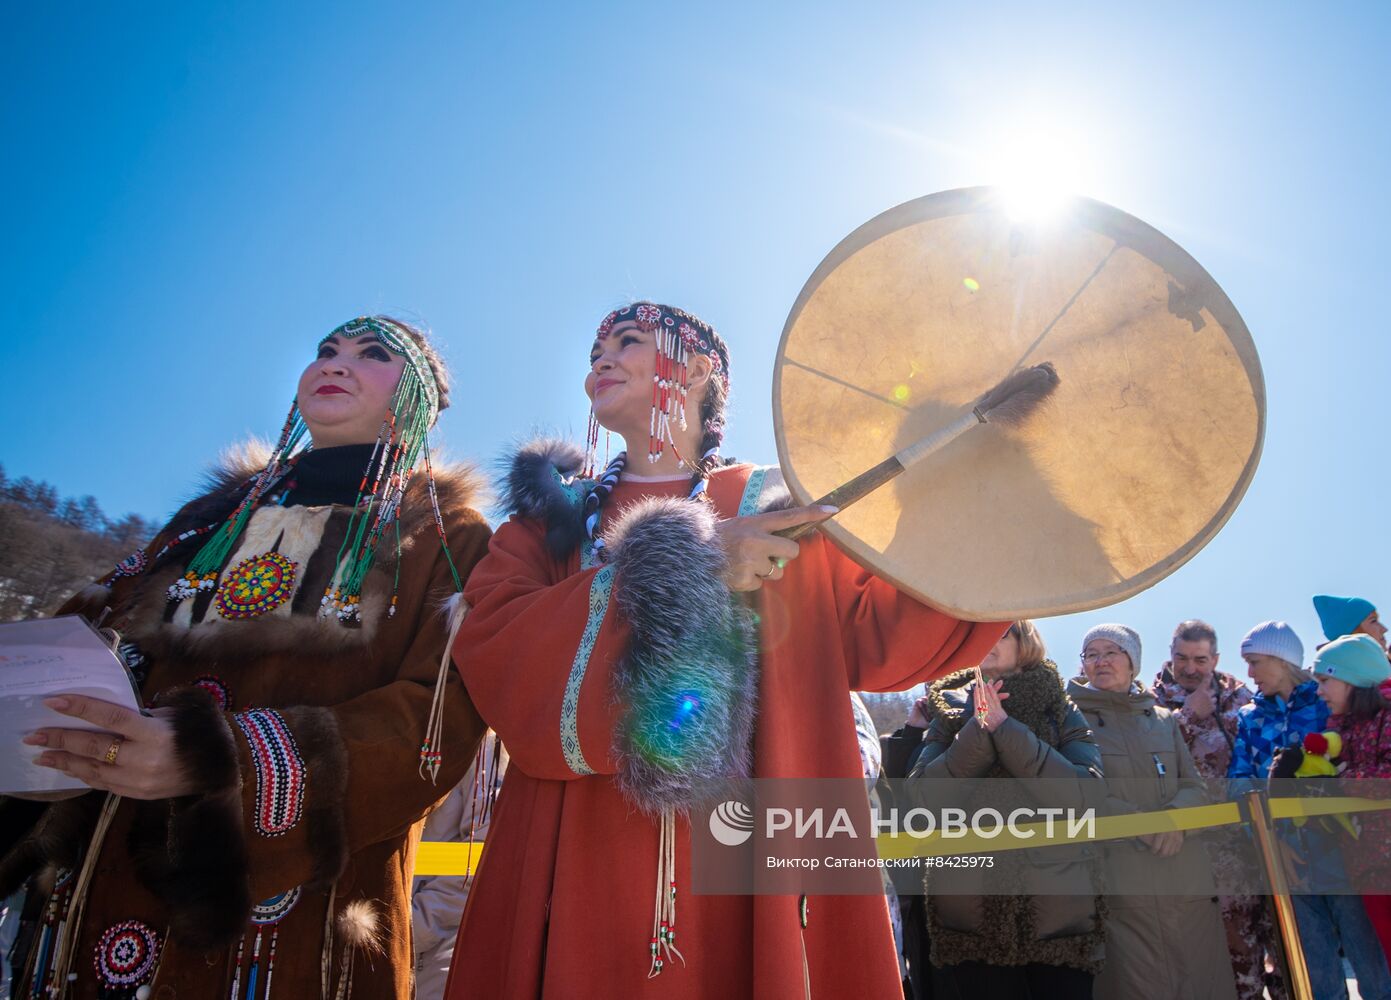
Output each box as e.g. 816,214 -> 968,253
214,552 -> 299,620
93,920 -> 161,989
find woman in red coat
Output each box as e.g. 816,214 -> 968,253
446,302 -> 1004,999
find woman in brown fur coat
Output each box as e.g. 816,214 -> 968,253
1,316 -> 491,999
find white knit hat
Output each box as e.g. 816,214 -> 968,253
1239,620 -> 1304,668
1081,623 -> 1142,676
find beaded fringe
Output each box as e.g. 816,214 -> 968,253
646,808 -> 685,978
420,593 -> 470,782
464,732 -> 504,889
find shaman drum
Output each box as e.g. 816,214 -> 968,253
772,187 -> 1265,620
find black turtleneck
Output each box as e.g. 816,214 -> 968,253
280,444 -> 376,507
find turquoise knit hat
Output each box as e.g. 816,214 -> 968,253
1313,594 -> 1376,642
1312,634 -> 1391,689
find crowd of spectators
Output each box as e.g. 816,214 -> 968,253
881,594 -> 1391,1000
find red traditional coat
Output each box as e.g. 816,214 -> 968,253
445,443 -> 1004,999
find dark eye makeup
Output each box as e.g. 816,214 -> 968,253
315,342 -> 392,362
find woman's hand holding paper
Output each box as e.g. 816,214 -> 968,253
24,694 -> 196,799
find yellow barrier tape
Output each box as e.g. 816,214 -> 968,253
414,797 -> 1391,874
879,797 -> 1391,859
1269,796 -> 1391,820
415,842 -> 485,877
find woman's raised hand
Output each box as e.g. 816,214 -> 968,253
716,505 -> 836,591
24,694 -> 199,800
906,694 -> 934,728
972,666 -> 1011,732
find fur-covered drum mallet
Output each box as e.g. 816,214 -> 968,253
776,362 -> 1060,541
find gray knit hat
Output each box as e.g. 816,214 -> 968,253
1240,620 -> 1304,669
1081,623 -> 1142,677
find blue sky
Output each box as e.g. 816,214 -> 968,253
4,2 -> 1388,676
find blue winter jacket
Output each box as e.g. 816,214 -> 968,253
1228,680 -> 1353,892
1226,680 -> 1329,789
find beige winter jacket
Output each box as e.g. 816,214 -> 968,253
1068,679 -> 1237,1000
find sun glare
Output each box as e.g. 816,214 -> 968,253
984,120 -> 1100,223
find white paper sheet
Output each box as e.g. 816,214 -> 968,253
0,615 -> 142,794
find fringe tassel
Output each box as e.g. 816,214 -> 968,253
646,808 -> 685,978
419,593 -> 470,782
463,732 -> 504,890
331,900 -> 381,1000
48,793 -> 122,994
799,894 -> 811,999
319,882 -> 337,1000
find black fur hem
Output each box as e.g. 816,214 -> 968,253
130,687 -> 250,947
606,497 -> 758,816
0,795 -> 103,899
281,705 -> 350,887
500,438 -> 588,558
929,921 -> 1105,975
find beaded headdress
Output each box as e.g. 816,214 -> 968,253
588,301 -> 730,473
166,316 -> 462,625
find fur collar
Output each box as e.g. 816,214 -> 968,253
928,660 -> 1071,744
163,440 -> 485,544
498,438 -> 789,561
110,443 -> 484,660
499,439 -> 588,558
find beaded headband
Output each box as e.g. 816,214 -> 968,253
590,301 -> 731,468
596,302 -> 728,383
320,316 -> 442,423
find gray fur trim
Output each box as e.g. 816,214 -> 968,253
754,467 -> 794,513
500,439 -> 588,558
606,497 -> 758,816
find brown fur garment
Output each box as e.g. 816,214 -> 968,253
108,443 -> 485,662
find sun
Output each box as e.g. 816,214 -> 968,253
981,118 -> 1103,223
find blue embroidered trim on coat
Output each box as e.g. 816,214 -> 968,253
561,565 -> 615,775
737,467 -> 770,516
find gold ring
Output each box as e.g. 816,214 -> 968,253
102,738 -> 123,765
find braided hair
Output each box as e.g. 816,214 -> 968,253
684,333 -> 731,502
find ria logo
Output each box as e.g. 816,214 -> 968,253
708,800 -> 754,846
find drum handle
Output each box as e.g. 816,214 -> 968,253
774,411 -> 980,541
